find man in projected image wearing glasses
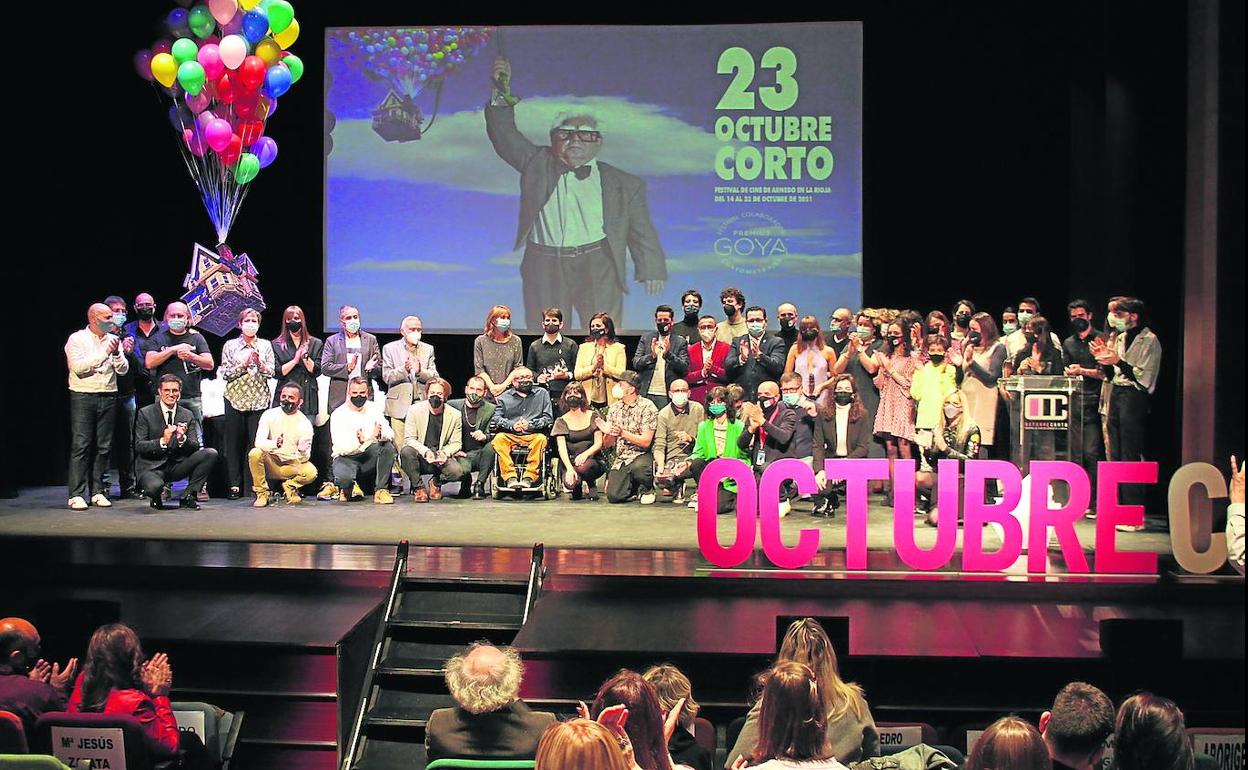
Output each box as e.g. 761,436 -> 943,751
486,57 -> 668,331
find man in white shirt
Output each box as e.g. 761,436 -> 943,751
330,377 -> 396,504
1227,456 -> 1244,576
249,382 -> 316,507
64,303 -> 130,510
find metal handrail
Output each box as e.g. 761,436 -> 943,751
522,543 -> 545,626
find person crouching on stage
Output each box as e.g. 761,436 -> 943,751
918,390 -> 981,526
653,378 -> 704,505
598,370 -> 660,504
669,386 -> 751,514
331,376 -> 397,504
491,367 -> 554,490
552,382 -> 605,500
249,382 -> 316,507
399,377 -> 464,503
448,376 -> 497,500
810,375 -> 872,517
740,381 -> 798,516
134,374 -> 219,510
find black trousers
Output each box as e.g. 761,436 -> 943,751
138,449 -> 219,499
333,442 -> 398,492
223,401 -> 265,490
673,457 -> 738,514
106,394 -> 136,493
1075,394 -> 1104,495
68,392 -> 115,500
399,445 -> 466,485
452,445 -> 498,495
606,452 -> 655,503
521,240 -> 621,330
1108,386 -> 1150,509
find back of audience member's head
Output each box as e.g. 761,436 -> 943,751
443,642 -> 524,715
591,669 -> 673,770
536,719 -> 630,770
1040,682 -> 1114,768
642,663 -> 699,732
80,623 -> 146,713
1114,692 -> 1194,770
0,617 -> 39,675
776,618 -> 866,723
965,716 -> 1050,770
753,661 -> 831,763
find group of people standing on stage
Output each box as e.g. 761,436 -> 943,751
64,288 -> 1161,529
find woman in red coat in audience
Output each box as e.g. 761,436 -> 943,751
67,623 -> 179,757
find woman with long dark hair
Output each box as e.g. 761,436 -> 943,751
553,381 -> 606,500
271,305 -> 329,492
591,670 -> 688,770
871,321 -> 917,505
668,385 -> 750,514
1114,692 -> 1195,770
575,312 -> 628,411
810,375 -> 871,516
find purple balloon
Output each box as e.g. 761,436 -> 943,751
197,110 -> 219,133
134,50 -> 155,81
221,10 -> 244,36
251,136 -> 278,168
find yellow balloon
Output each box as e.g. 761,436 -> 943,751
150,52 -> 177,88
255,38 -> 282,65
239,0 -> 261,8
274,18 -> 299,49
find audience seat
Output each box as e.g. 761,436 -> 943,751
424,760 -> 537,769
875,721 -> 939,752
693,715 -> 716,755
0,709 -> 28,753
31,712 -> 169,770
0,756 -> 82,770
171,700 -> 245,770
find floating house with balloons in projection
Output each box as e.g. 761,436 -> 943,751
181,242 -> 267,337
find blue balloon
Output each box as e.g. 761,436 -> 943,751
241,10 -> 270,44
263,63 -> 292,98
167,8 -> 191,37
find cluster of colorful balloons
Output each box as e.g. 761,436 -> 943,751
330,27 -> 493,98
138,0 -> 304,195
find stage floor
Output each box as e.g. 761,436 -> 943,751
2,485 -> 1172,555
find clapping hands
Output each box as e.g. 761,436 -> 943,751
141,653 -> 172,697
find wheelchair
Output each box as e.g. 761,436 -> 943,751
490,435 -> 561,500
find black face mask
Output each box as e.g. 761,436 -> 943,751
1024,332 -> 1038,346
350,394 -> 368,408
723,304 -> 737,317
682,304 -> 700,319
656,321 -> 671,334
136,307 -> 155,321
466,392 -> 484,405
1070,317 -> 1090,333
286,320 -> 303,333
928,326 -> 942,335
589,328 -> 605,339
929,353 -> 945,365
565,395 -> 583,408
799,328 -> 819,341
427,395 -> 444,408
889,336 -> 903,348
968,331 -> 982,345
834,392 -> 854,406
955,313 -> 971,327
280,400 -> 299,414
542,323 -> 560,335
779,318 -> 795,331
760,397 -> 776,411
516,381 -> 533,394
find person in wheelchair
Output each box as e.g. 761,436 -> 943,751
490,367 -> 554,490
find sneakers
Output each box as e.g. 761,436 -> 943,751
352,482 -> 364,498
282,480 -> 302,505
196,488 -> 210,502
503,476 -> 522,490
517,476 -> 537,490
429,483 -> 442,501
687,493 -> 700,510
412,486 -> 429,503
777,498 -> 791,518
91,493 -> 112,508
471,483 -> 487,500
1115,523 -> 1146,533
253,492 -> 270,508
316,482 -> 340,501
639,491 -> 656,505
672,489 -> 686,505
68,496 -> 89,511
374,489 -> 394,505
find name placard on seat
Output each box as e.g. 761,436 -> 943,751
1191,731 -> 1245,770
50,726 -> 126,770
877,725 -> 923,751
173,710 -> 207,739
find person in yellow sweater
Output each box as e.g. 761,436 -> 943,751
573,312 -> 628,411
910,334 -> 960,453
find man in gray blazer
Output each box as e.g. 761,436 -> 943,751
381,315 -> 439,460
320,304 -> 382,412
399,378 -> 464,502
485,57 -> 667,330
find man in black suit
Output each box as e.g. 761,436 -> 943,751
486,57 -> 667,330
425,643 -> 556,762
134,374 -> 218,510
633,304 -> 690,410
724,306 -> 787,402
739,380 -> 798,517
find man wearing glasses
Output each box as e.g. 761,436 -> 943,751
485,57 -> 667,331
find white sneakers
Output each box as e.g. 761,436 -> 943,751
68,496 -> 88,511
639,492 -> 656,505
778,499 -> 791,518
91,494 -> 112,508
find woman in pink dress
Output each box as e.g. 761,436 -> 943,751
872,321 -> 917,504
784,315 -> 838,411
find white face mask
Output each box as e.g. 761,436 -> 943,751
943,404 -> 961,419
240,321 -> 259,337
611,384 -> 625,400
699,329 -> 716,343
406,331 -> 421,346
670,392 -> 689,407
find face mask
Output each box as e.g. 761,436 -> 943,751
112,312 -> 127,327
782,393 -> 800,407
779,318 -> 795,331
1024,332 -> 1038,346
427,395 -> 444,408
800,328 -> 819,341
707,403 -> 727,416
723,303 -> 736,317
1017,311 -> 1034,326
670,392 -> 689,407
466,392 -> 484,405
286,319 -> 302,333
350,394 -> 369,408
1002,321 -> 1018,335
955,313 -> 971,327
855,326 -> 871,339
943,404 -> 961,419
683,303 -> 700,316
760,397 -> 775,410
747,321 -> 765,337
241,321 -> 259,337
516,381 -> 533,394
834,392 -> 854,406
656,321 -> 671,334
590,327 -> 605,339
565,395 -> 583,408
280,399 -> 299,414
542,323 -> 560,335
97,319 -> 116,335
928,326 -> 942,335
830,320 -> 846,333
406,331 -> 421,345
888,335 -> 903,348
929,353 -> 945,365
611,384 -> 625,400
1108,315 -> 1129,332
1070,317 -> 1090,333
968,331 -> 982,345
344,319 -> 361,334
137,307 -> 155,321
168,318 -> 188,333
699,329 -> 716,343
495,318 -> 511,332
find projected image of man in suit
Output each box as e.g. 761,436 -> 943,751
485,57 -> 667,330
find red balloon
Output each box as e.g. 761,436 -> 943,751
239,55 -> 266,90
152,39 -> 173,55
233,91 -> 259,118
237,120 -> 265,145
215,72 -> 237,104
219,133 -> 242,166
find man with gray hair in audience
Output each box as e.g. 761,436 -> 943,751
425,642 -> 556,761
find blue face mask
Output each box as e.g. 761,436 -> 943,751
168,318 -> 188,333
782,393 -> 801,407
112,313 -> 127,327
344,319 -> 361,334
707,403 -> 727,416
747,322 -> 765,337
496,318 -> 512,332
1002,321 -> 1018,335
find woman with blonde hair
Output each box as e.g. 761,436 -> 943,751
964,716 -> 1049,770
919,389 -> 981,526
644,664 -> 710,770
473,305 -> 524,399
536,718 -> 632,770
726,618 -> 877,766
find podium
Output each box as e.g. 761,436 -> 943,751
999,375 -> 1085,468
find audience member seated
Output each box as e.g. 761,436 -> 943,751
448,376 -> 497,500
728,619 -> 877,767
729,661 -> 849,770
330,376 -> 397,504
810,375 -> 872,516
667,385 -> 750,515
599,371 -> 660,504
653,379 -> 705,505
644,664 -> 711,770
552,383 -> 606,501
249,382 -> 317,507
964,716 -> 1049,770
536,718 -> 631,770
491,367 -> 554,490
591,669 -> 692,770
0,618 -> 77,737
1113,692 -> 1195,770
399,377 -> 465,502
134,374 -> 220,510
425,642 -> 556,762
1039,682 -> 1114,770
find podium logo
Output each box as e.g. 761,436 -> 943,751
1024,393 -> 1068,421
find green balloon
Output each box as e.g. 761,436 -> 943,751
266,0 -> 295,34
171,38 -> 199,66
234,153 -> 260,184
283,53 -> 304,84
177,61 -> 206,96
188,5 -> 215,39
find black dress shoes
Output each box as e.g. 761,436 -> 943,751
179,497 -> 202,510
149,498 -> 167,511
226,487 -> 242,500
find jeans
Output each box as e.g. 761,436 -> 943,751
68,392 -> 116,500
606,452 -> 655,503
333,442 -> 398,493
106,394 -> 136,492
